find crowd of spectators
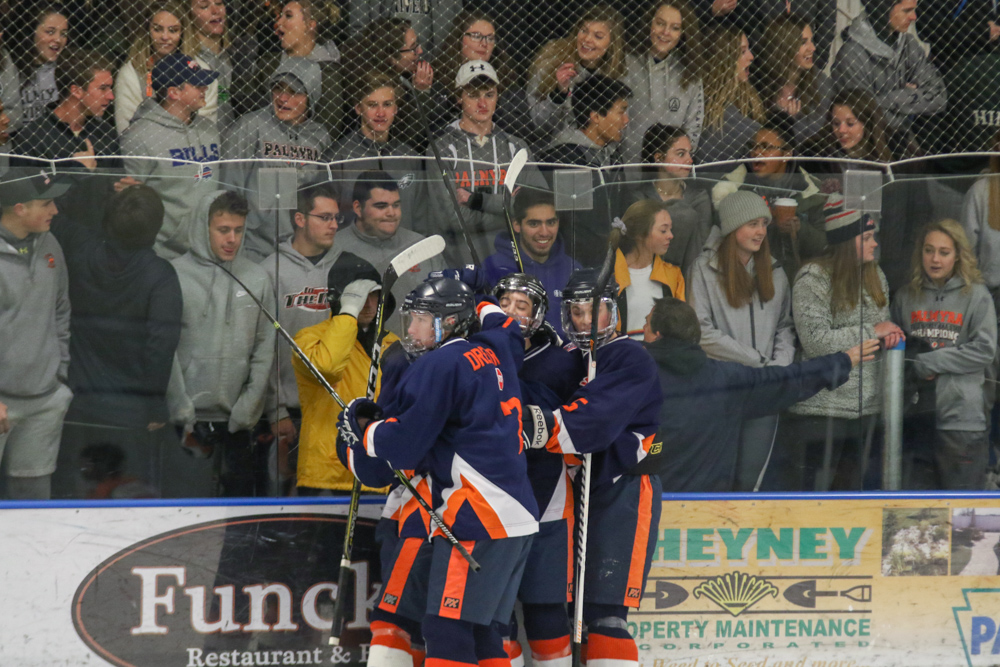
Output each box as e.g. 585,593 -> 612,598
3,0 -> 1000,499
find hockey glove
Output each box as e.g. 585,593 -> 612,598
522,404 -> 554,450
339,279 -> 379,318
428,266 -> 488,293
337,398 -> 382,451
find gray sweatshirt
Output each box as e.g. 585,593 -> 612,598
220,107 -> 331,262
832,12 -> 947,129
325,130 -> 426,235
696,105 -> 762,167
621,52 -> 704,164
348,0 -> 461,55
261,240 -> 338,422
1,50 -> 23,132
961,177 -> 1000,288
122,98 -> 221,259
19,62 -> 56,126
331,223 -> 444,336
427,122 -> 547,266
0,227 -> 70,399
167,192 -> 275,430
892,276 -> 996,431
197,46 -> 234,132
790,261 -> 890,418
687,231 -> 796,368
527,65 -> 597,150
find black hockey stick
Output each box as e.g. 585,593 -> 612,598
404,76 -> 482,265
502,148 -> 529,273
329,235 -> 447,646
571,218 -> 626,667
211,259 -> 480,571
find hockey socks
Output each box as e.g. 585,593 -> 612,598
584,605 -> 636,667
475,622 -> 512,667
522,603 -> 570,667
422,615 -> 477,667
369,613 -> 425,667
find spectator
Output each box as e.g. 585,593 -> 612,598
757,15 -> 834,146
349,0 -> 462,55
430,9 -> 530,141
122,52 -> 220,260
613,199 -> 685,338
697,25 -> 765,166
832,0 -> 946,134
245,0 -> 342,138
293,253 -> 398,494
426,60 -> 546,266
0,170 -> 72,499
638,296 -> 873,492
892,219 -> 996,490
961,132 -> 1000,308
342,18 -> 433,151
55,185 -> 182,497
333,170 -> 444,335
621,0 -> 704,164
182,0 -> 234,129
220,57 -> 331,261
777,196 -> 904,491
527,5 -> 626,148
8,2 -> 69,125
325,70 -> 424,234
802,88 -> 895,164
114,0 -> 189,135
483,189 -> 581,336
538,74 -> 631,267
167,190 -> 275,497
0,101 -> 10,176
260,181 -> 342,489
711,123 -> 827,280
1,28 -> 24,134
688,191 -> 795,490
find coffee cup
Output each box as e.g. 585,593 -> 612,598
772,197 -> 797,224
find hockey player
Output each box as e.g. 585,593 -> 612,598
338,276 -> 538,667
494,273 -> 584,667
521,268 -> 662,667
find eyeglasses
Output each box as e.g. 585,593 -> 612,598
463,32 -> 496,44
748,142 -> 787,152
398,42 -> 421,54
306,212 -> 344,225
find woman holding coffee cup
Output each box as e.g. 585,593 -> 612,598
687,191 -> 796,491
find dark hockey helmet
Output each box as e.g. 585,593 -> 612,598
400,277 -> 477,357
560,268 -> 619,347
493,272 -> 548,336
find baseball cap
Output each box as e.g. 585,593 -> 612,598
0,170 -> 70,207
152,53 -> 220,93
455,60 -> 499,89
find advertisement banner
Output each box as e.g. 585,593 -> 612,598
634,497 -> 1000,667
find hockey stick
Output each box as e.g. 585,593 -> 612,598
502,148 -> 529,272
210,259 -> 479,570
404,76 -> 482,265
571,218 -> 626,667
329,235 -> 447,646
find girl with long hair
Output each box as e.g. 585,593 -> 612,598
114,0 -> 189,134
891,219 -> 996,490
780,195 -> 904,491
803,88 -> 893,163
696,25 -> 765,165
960,130 -> 1000,307
688,190 -> 795,490
527,4 -> 626,146
183,0 -> 233,128
8,2 -> 69,125
620,0 -> 703,164
757,14 -> 833,146
613,198 -> 686,339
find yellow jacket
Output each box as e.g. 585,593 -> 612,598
293,314 -> 399,491
613,250 -> 685,334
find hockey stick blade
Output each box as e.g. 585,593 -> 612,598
503,149 -> 529,194
389,234 -> 446,285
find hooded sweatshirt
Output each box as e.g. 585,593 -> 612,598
961,177 -> 1000,289
687,230 -> 796,368
220,60 -> 331,261
261,240 -> 339,422
19,62 -> 57,126
1,49 -> 23,132
0,224 -> 69,399
196,46 -> 234,132
324,130 -> 425,234
621,51 -> 704,163
167,191 -> 276,430
122,98 -> 221,259
348,0 -> 461,55
246,45 -> 343,139
891,276 -> 997,431
426,121 -> 548,266
832,10 -> 947,129
790,260 -> 890,418
696,106 -> 762,167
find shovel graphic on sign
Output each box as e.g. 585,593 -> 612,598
783,580 -> 872,608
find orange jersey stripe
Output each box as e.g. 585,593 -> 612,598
623,475 -> 654,608
438,540 -> 474,619
378,538 -> 423,613
441,477 -> 508,539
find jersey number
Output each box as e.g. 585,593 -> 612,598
501,397 -> 524,453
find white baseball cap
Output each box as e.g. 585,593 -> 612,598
455,60 -> 499,89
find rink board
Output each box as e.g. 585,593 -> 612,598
3,494 -> 1000,667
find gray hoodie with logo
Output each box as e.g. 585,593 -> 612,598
122,98 -> 221,260
167,191 -> 275,430
832,11 -> 947,129
622,52 -> 704,164
891,275 -> 997,431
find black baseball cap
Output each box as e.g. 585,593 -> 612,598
0,171 -> 70,206
152,53 -> 220,92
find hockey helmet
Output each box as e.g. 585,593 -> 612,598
400,277 -> 477,357
493,272 -> 548,336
